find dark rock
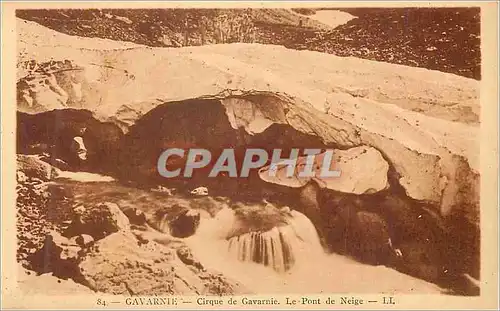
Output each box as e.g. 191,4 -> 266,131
122,206 -> 147,226
176,245 -> 205,270
317,189 -> 480,295
28,231 -> 85,281
169,209 -> 201,238
17,109 -> 123,173
64,202 -> 130,240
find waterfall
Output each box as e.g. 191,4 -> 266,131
227,228 -> 295,273
184,206 -> 444,294
188,207 -> 324,274
226,210 -> 323,273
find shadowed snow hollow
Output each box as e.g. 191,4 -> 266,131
17,16 -> 479,216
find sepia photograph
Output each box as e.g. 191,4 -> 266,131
1,1 -> 498,309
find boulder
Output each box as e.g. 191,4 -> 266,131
230,200 -> 291,236
191,186 -> 209,196
25,227 -> 247,295
17,154 -> 58,181
17,171 -> 28,183
28,231 -> 85,280
151,185 -> 175,195
169,209 -> 201,238
64,202 -> 130,240
122,206 -> 148,226
176,245 -> 205,270
78,231 -> 247,295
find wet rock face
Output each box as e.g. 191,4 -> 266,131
259,175 -> 478,294
17,109 -> 123,172
227,227 -> 296,273
321,206 -> 397,266
230,200 -> 291,236
169,209 -> 201,238
317,190 -> 479,295
148,205 -> 201,238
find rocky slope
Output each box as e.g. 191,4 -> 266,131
17,7 -> 480,79
16,155 -> 248,295
301,8 -> 481,79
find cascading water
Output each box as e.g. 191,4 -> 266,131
49,174 -> 445,294
184,207 -> 444,294
227,228 -> 295,273
226,210 -> 323,273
